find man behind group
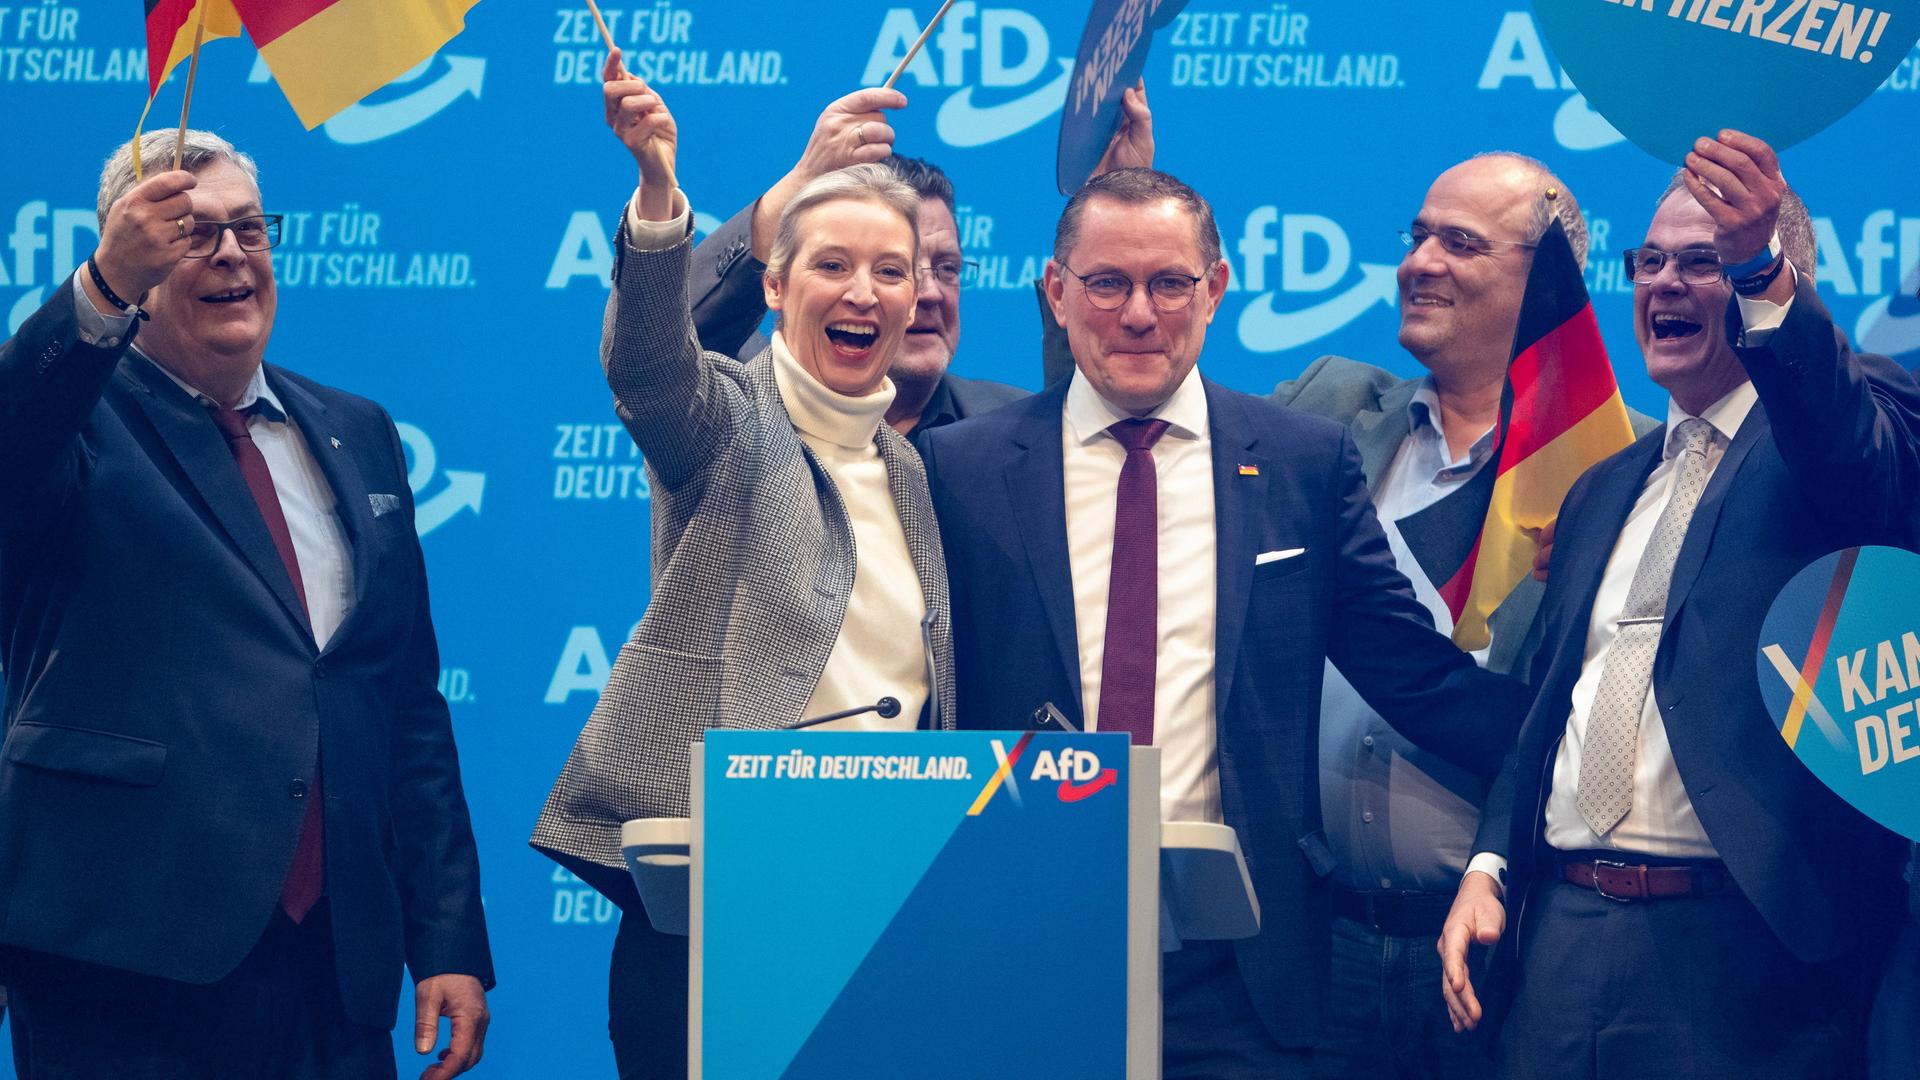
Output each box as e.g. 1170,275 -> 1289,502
691,83 -> 1153,435
1440,131 -> 1920,1077
0,131 -> 492,1077
920,167 -> 1530,1078
1275,154 -> 1653,1079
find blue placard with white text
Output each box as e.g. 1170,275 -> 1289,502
702,730 -> 1130,1079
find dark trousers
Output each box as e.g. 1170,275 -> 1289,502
1312,915 -> 1493,1080
1164,940 -> 1312,1080
1501,877 -> 1870,1080
7,904 -> 394,1079
610,907 -> 689,1080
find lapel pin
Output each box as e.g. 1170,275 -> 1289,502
1237,464 -> 1260,476
329,436 -> 342,449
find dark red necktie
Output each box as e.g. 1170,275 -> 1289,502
1097,418 -> 1170,746
211,405 -> 324,923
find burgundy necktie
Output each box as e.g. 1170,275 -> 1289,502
211,405 -> 325,923
1097,418 -> 1170,746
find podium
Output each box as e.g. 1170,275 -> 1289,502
622,730 -> 1258,1080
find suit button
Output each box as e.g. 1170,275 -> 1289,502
290,779 -> 309,799
1362,735 -> 1375,750
314,660 -> 327,678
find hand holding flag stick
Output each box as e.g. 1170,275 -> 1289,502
583,0 -> 625,75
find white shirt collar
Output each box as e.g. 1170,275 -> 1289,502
135,350 -> 285,420
769,330 -> 896,451
1063,363 -> 1209,446
1408,378 -> 1497,472
1661,379 -> 1758,459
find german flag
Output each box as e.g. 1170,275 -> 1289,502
231,0 -> 482,129
1398,219 -> 1635,651
145,0 -> 242,99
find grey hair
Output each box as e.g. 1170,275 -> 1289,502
764,163 -> 920,282
96,129 -> 258,229
1054,167 -> 1223,269
1468,151 -> 1588,269
1657,171 -> 1815,280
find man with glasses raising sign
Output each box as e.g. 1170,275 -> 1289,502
0,130 -> 494,1078
920,167 -> 1530,1078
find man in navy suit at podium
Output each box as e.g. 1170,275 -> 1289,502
919,167 -> 1528,1078
0,130 -> 493,1078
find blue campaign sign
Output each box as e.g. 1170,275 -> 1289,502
701,730 -> 1130,1080
1058,0 -> 1189,194
1534,0 -> 1920,164
1757,546 -> 1920,842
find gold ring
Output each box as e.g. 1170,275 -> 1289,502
854,122 -> 867,146
174,217 -> 189,239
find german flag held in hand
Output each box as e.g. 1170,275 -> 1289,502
1397,218 -> 1636,652
145,0 -> 242,100
232,0 -> 482,129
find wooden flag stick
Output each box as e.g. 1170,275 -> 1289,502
884,0 -> 955,89
172,3 -> 209,171
583,0 -> 618,55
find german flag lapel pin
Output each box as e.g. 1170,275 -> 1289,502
1237,464 -> 1260,476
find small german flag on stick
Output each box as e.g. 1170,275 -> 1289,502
233,0 -> 483,130
136,0 -> 242,178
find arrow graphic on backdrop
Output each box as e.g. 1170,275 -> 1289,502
414,470 -> 485,536
8,287 -> 43,336
248,54 -> 484,144
935,59 -> 1072,147
1237,263 -> 1398,353
1856,260 -> 1920,359
1553,93 -> 1625,151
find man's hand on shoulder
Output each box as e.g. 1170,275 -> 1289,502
1437,869 -> 1505,1033
414,973 -> 489,1080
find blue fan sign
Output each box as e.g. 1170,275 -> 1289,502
1057,0 -> 1189,193
1534,0 -> 1920,163
1757,545 -> 1920,842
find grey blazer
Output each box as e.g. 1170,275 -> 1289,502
532,219 -> 958,894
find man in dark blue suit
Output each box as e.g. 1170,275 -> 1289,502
1438,131 -> 1919,1078
0,130 -> 492,1078
918,167 -> 1528,1078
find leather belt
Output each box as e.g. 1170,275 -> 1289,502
1560,856 -> 1728,901
1330,887 -> 1455,937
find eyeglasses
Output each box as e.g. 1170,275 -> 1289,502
916,258 -> 978,289
1058,264 -> 1206,312
184,214 -> 284,259
1623,246 -> 1725,286
1398,224 -> 1537,257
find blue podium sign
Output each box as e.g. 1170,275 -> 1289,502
699,730 -> 1131,1079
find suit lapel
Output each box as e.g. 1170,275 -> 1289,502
1349,378 -> 1419,487
1665,402 -> 1768,622
121,357 -> 314,643
1556,432 -> 1665,664
1002,388 -> 1083,704
269,368 -> 378,649
1206,382 -> 1268,720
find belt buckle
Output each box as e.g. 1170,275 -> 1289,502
1591,859 -> 1642,902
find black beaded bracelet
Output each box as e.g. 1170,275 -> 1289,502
86,258 -> 148,318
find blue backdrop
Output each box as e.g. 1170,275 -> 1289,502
3,1 -> 1918,1074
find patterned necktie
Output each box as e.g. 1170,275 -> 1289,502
1577,418 -> 1716,836
211,405 -> 325,923
1097,418 -> 1170,746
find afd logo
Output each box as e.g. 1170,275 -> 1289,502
1030,746 -> 1119,802
248,54 -> 484,145
1814,210 -> 1920,361
546,209 -> 725,289
861,3 -> 1072,147
1478,12 -> 1625,153
1233,209 -> 1397,354
4,201 -> 100,335
395,422 -> 484,537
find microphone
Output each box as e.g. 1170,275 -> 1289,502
919,609 -> 942,732
784,696 -> 902,731
1030,701 -> 1080,733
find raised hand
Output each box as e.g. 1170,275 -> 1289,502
1682,129 -> 1787,268
602,48 -> 678,219
1093,79 -> 1154,177
87,170 -> 198,309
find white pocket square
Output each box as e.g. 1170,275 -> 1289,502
368,492 -> 402,517
1256,547 -> 1306,565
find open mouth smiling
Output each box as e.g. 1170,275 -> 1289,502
1650,312 -> 1703,340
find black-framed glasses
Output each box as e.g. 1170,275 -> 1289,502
916,258 -> 979,289
1398,224 -> 1537,257
1623,246 -> 1725,286
1058,263 -> 1206,312
184,214 -> 284,258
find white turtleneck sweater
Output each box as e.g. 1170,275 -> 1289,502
768,333 -> 930,730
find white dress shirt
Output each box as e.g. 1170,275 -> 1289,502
1063,367 -> 1220,823
142,353 -> 357,650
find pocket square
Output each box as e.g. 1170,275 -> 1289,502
368,492 -> 402,517
1256,547 -> 1306,565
